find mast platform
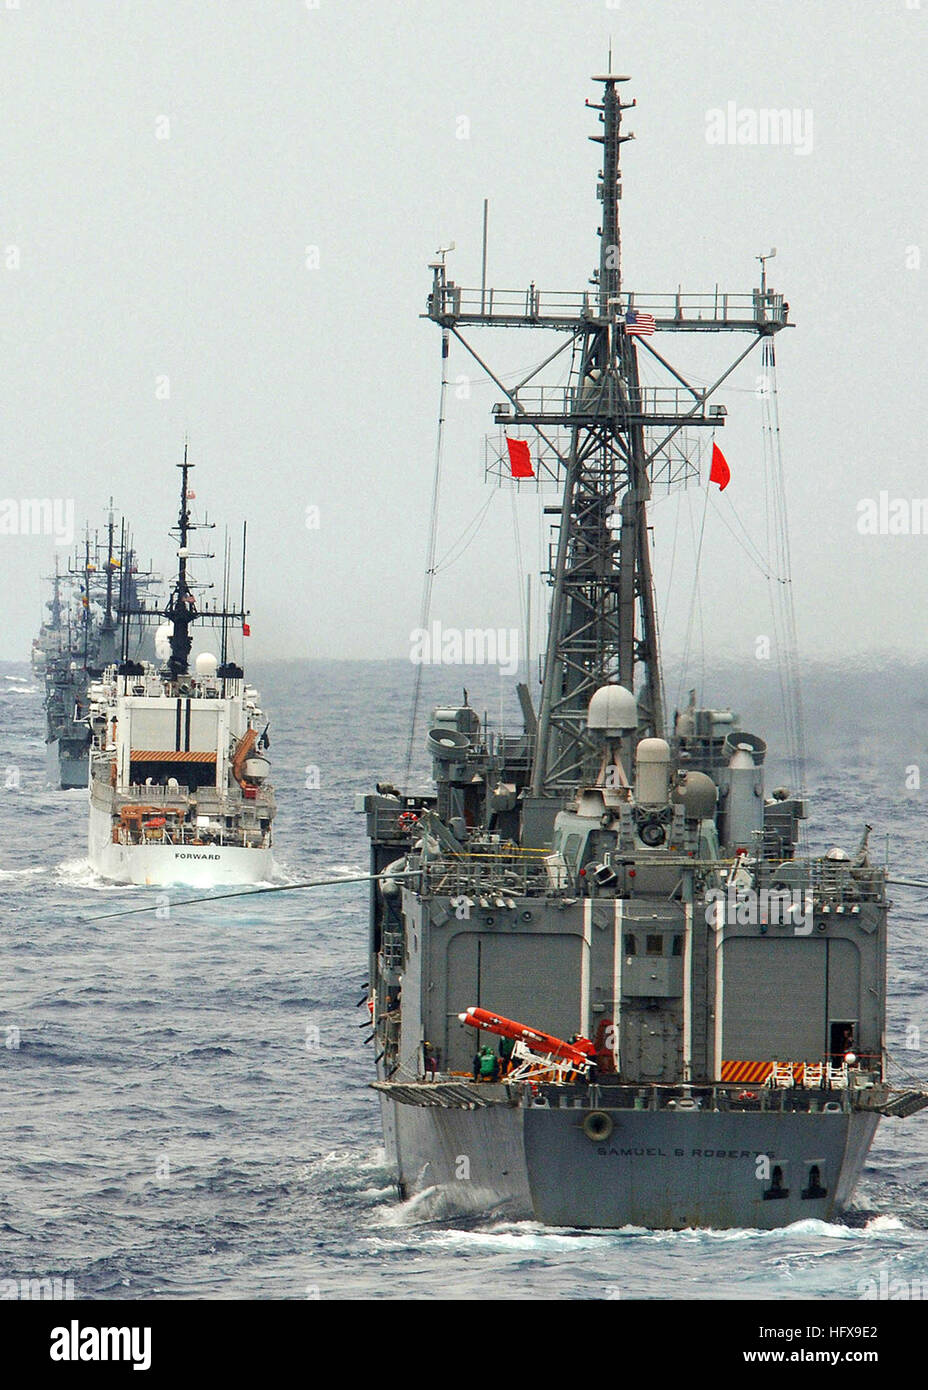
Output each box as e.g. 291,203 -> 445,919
494,385 -> 728,429
426,284 -> 791,333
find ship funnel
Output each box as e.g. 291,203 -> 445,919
587,684 -> 637,737
718,733 -> 766,849
635,738 -> 671,806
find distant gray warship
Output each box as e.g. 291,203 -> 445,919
40,509 -> 158,789
358,73 -> 927,1230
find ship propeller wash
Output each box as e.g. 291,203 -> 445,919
358,73 -> 928,1229
86,451 -> 275,886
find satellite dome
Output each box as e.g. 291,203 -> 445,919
673,771 -> 718,821
195,652 -> 218,677
587,684 -> 638,735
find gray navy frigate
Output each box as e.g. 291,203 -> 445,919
358,73 -> 928,1230
39,510 -> 158,789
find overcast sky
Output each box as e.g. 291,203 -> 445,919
2,0 -> 925,680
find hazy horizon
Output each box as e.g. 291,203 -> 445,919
3,1 -> 925,674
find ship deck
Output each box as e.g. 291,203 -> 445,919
375,1077 -> 927,1118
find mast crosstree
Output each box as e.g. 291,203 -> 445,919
120,446 -> 248,680
425,74 -> 791,797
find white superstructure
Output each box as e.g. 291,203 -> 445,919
87,655 -> 275,886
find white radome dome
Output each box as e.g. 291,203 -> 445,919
587,683 -> 638,735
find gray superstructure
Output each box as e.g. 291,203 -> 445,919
358,73 -> 927,1230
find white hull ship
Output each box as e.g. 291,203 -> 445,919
87,659 -> 274,887
86,451 -> 275,887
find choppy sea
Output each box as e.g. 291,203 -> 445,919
2,656 -> 927,1300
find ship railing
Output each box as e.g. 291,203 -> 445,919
369,806 -> 423,841
379,844 -> 887,902
428,285 -> 788,329
114,822 -> 269,849
497,384 -> 720,421
120,782 -> 191,800
520,1081 -> 862,1114
380,930 -> 405,971
745,858 -> 886,906
117,781 -> 270,813
420,849 -> 552,898
758,1056 -> 884,1088
625,289 -> 788,326
492,732 -> 536,763
807,860 -> 886,904
431,285 -> 596,321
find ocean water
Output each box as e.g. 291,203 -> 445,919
1,656 -> 927,1301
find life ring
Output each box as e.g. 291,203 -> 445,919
397,812 -> 419,832
582,1110 -> 614,1142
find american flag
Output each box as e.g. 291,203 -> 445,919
624,308 -> 656,337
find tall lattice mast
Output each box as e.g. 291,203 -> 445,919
119,445 -> 248,680
425,73 -> 790,799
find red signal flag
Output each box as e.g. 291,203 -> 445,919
709,441 -> 730,491
505,436 -> 535,479
242,622 -> 251,636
